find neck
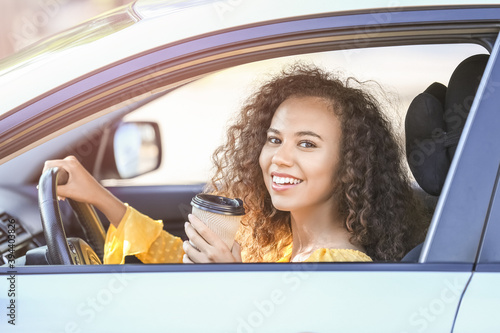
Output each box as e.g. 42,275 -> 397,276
289,203 -> 361,260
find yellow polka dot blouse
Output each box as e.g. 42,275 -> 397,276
103,205 -> 372,264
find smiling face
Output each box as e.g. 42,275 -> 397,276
259,95 -> 342,214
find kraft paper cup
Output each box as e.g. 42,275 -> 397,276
190,194 -> 245,250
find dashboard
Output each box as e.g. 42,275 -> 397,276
0,186 -> 79,265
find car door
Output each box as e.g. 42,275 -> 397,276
1,5 -> 500,332
452,73 -> 500,333
453,174 -> 500,333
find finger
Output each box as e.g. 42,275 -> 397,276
184,220 -> 211,253
43,160 -> 71,197
57,168 -> 69,185
43,159 -> 66,174
188,214 -> 227,249
182,240 -> 205,263
43,157 -> 74,185
43,156 -> 78,176
231,241 -> 242,262
182,253 -> 194,264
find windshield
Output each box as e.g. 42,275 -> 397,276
0,5 -> 138,77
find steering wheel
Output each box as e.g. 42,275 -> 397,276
38,167 -> 105,265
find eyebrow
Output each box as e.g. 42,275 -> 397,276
267,128 -> 323,141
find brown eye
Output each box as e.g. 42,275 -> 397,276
268,137 -> 281,144
299,140 -> 316,148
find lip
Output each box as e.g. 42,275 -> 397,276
270,172 -> 303,192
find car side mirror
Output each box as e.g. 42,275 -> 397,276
94,121 -> 162,180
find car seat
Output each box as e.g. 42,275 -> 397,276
401,54 -> 489,262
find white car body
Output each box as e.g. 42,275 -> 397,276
1,0 -> 500,332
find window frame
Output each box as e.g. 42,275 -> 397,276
1,7 -> 500,273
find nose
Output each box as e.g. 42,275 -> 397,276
271,143 -> 294,167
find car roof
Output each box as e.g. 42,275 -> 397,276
0,0 -> 499,114
132,0 -> 500,20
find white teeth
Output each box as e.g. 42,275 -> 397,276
272,175 -> 302,185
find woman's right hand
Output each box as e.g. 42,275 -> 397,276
43,156 -> 126,227
43,156 -> 104,205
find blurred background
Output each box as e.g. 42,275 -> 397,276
0,0 -> 488,186
0,0 -> 133,60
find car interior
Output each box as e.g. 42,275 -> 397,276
402,54 -> 489,262
0,44 -> 491,266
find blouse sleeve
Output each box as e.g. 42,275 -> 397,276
103,204 -> 184,264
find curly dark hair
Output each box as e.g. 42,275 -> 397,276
209,63 -> 425,262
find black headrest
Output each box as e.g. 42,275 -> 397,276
405,54 -> 489,196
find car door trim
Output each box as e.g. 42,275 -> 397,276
1,24 -> 498,163
0,262 -> 474,275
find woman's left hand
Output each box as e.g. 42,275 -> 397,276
183,214 -> 242,263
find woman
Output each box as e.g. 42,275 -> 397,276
44,64 -> 424,264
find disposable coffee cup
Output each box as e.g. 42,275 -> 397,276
190,194 -> 245,250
